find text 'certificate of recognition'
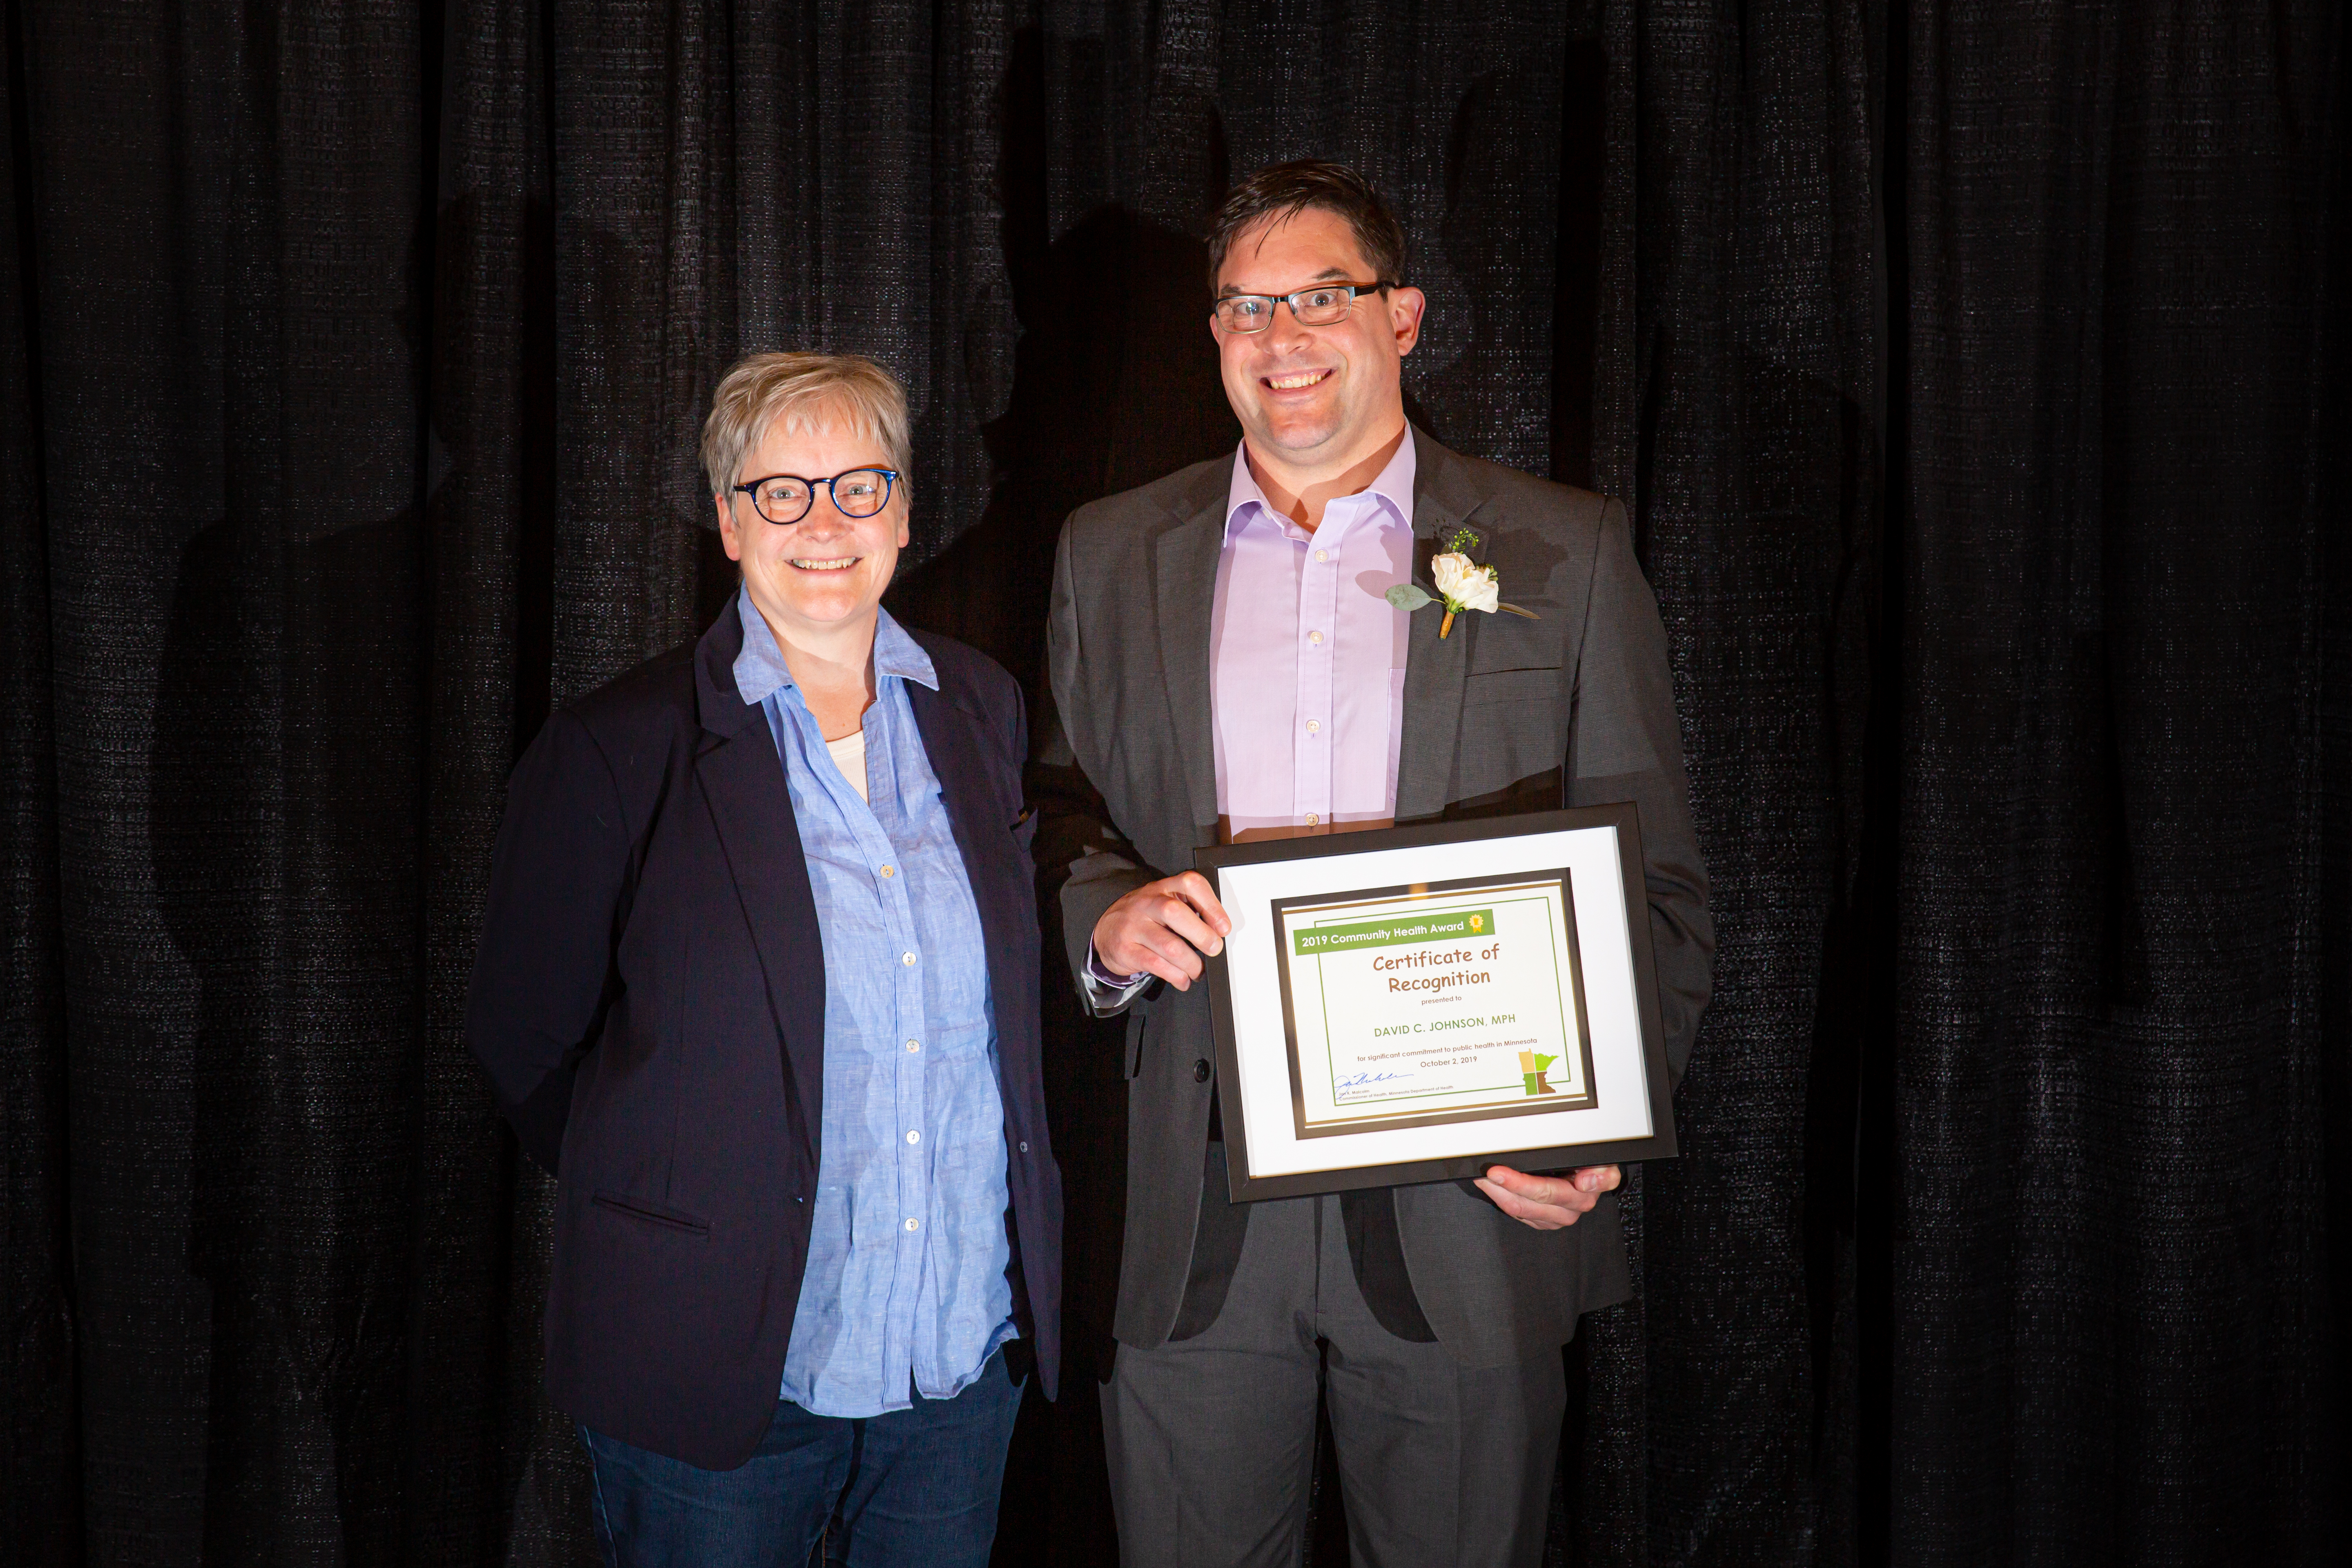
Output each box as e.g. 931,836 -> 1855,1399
1273,874 -> 1596,1140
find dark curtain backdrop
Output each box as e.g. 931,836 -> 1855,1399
0,1 -> 2341,1564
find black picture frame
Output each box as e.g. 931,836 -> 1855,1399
1195,803 -> 1679,1203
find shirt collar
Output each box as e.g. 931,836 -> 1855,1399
732,585 -> 938,708
1224,428 -> 1418,540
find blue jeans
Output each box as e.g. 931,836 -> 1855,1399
579,1350 -> 1025,1568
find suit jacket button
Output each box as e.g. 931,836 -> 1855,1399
1194,1058 -> 1211,1083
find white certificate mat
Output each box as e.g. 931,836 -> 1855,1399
1198,806 -> 1675,1200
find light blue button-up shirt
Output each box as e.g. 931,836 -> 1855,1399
733,589 -> 1015,1418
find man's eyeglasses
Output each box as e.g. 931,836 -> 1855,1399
1213,281 -> 1393,334
732,468 -> 900,526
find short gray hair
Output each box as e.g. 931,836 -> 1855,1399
700,351 -> 913,499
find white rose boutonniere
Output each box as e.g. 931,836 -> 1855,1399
1386,527 -> 1538,637
1432,551 -> 1501,614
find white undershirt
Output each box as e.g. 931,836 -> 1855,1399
826,728 -> 870,802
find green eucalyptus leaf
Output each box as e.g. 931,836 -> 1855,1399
1385,583 -> 1433,611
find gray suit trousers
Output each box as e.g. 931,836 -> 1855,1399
1102,1148 -> 1566,1568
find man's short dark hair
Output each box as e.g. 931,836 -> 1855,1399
1205,160 -> 1408,294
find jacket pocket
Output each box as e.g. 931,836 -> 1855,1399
1124,1011 -> 1147,1080
1463,666 -> 1562,706
592,1189 -> 710,1238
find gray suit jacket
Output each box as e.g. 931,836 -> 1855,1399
1046,428 -> 1712,1367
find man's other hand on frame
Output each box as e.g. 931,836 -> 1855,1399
1474,1163 -> 1622,1230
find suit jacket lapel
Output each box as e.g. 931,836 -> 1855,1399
1395,428 -> 1488,821
693,601 -> 826,1141
1155,474 -> 1229,839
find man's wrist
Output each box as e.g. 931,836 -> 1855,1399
1077,942 -> 1154,1018
1085,941 -> 1147,989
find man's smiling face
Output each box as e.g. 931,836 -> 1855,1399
1211,205 -> 1423,468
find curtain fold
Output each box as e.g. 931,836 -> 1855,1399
1894,0 -> 2346,1559
1,8 -> 75,1563
1612,0 -> 1882,1558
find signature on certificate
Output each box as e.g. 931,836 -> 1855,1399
1334,1071 -> 1410,1089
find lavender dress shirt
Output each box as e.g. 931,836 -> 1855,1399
1087,433 -> 1417,1002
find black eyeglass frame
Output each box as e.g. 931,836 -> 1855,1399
730,467 -> 902,526
1211,280 -> 1397,333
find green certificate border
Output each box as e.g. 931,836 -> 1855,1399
1271,870 -> 1598,1140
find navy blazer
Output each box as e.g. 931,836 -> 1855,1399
466,599 -> 1062,1469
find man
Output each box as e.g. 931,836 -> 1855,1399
1045,161 -> 1711,1567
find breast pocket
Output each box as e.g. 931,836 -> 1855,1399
1456,667 -> 1566,802
1463,667 -> 1561,708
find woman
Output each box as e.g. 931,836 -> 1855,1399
466,352 -> 1060,1566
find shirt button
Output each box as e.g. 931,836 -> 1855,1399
880,865 -> 895,878
1315,549 -> 1328,562
902,951 -> 917,966
906,1130 -> 921,1145
904,1217 -> 920,1232
1305,719 -> 1321,734
1306,813 -> 1319,826
906,1039 -> 921,1053
1309,630 -> 1324,645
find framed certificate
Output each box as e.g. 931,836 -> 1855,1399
1195,804 -> 1677,1201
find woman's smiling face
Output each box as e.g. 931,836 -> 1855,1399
716,409 -> 908,648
